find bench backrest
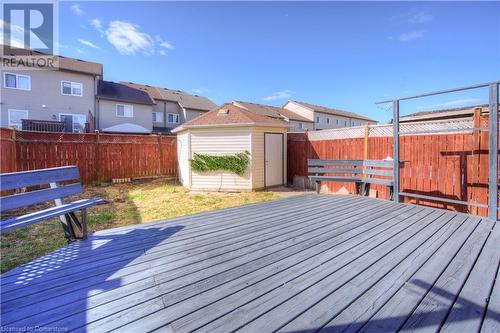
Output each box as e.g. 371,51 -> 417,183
0,166 -> 83,212
308,159 -> 394,178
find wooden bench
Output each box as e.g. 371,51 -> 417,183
0,166 -> 105,241
308,159 -> 394,199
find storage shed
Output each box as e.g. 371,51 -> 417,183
172,103 -> 289,191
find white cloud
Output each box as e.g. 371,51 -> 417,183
89,18 -> 105,37
192,88 -> 208,94
78,38 -> 99,49
407,11 -> 433,24
399,30 -> 425,42
71,4 -> 85,16
431,98 -> 481,108
263,90 -> 294,101
106,21 -> 155,55
392,10 -> 433,24
103,21 -> 174,56
0,19 -> 24,48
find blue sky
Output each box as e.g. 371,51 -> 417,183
59,1 -> 499,122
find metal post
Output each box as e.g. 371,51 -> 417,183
488,83 -> 498,220
393,100 -> 400,202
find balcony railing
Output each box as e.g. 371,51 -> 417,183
21,119 -> 66,132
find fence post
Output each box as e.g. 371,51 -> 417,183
95,130 -> 100,184
364,124 -> 369,160
11,128 -> 18,172
392,100 -> 400,202
158,133 -> 163,175
488,83 -> 498,220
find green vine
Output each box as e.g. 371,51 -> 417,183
190,151 -> 250,176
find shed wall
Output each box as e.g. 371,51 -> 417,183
189,127 -> 252,191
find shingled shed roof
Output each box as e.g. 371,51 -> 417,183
97,80 -> 155,105
233,101 -> 313,123
121,82 -> 217,111
172,103 -> 289,133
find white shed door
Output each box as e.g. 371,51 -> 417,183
264,133 -> 283,187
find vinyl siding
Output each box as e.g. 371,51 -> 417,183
189,128 -> 252,191
177,131 -> 191,187
289,120 -> 314,132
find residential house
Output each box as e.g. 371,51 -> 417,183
1,48 -> 103,132
96,80 -> 155,133
121,82 -> 217,134
399,105 -> 488,123
282,100 -> 377,130
231,101 -> 314,131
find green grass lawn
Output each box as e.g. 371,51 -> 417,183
0,179 -> 280,273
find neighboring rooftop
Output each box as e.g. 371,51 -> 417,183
400,104 -> 488,122
288,100 -> 376,122
172,103 -> 289,133
0,46 -> 103,76
233,101 -> 313,123
121,82 -> 217,111
97,80 -> 155,105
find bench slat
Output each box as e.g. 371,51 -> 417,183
310,176 -> 364,183
364,169 -> 394,177
308,167 -> 363,175
364,160 -> 393,168
307,159 -> 364,167
0,198 -> 104,233
362,178 -> 394,186
0,183 -> 83,212
0,166 -> 80,191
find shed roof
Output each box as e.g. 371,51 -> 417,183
287,100 -> 376,122
97,81 -> 155,105
172,104 -> 289,133
233,101 -> 313,123
121,82 -> 217,111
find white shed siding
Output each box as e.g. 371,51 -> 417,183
190,128 -> 252,191
251,127 -> 287,189
176,131 -> 191,187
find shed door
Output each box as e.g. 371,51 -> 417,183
265,133 -> 284,187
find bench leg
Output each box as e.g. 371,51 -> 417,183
60,214 -> 76,241
388,186 -> 394,201
315,181 -> 320,194
81,209 -> 88,240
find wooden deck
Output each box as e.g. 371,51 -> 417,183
1,194 -> 499,333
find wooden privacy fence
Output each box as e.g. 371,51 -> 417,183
288,115 -> 499,219
0,128 -> 177,184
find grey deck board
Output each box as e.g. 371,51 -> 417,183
1,194 -> 498,333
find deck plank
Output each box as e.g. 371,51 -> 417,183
0,194 -> 497,333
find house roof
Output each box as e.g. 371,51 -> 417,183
121,82 -> 217,111
400,104 -> 488,122
97,80 -> 155,105
172,103 -> 289,133
233,101 -> 313,123
288,100 -> 376,122
0,46 -> 103,76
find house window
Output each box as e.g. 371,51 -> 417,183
298,122 -> 303,129
351,121 -> 355,126
344,120 -> 347,126
152,111 -> 163,123
167,113 -> 180,124
4,73 -> 31,90
316,116 -> 320,123
8,109 -> 28,129
59,113 -> 87,133
336,119 -> 339,125
116,104 -> 134,118
327,118 -> 330,125
61,81 -> 83,96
